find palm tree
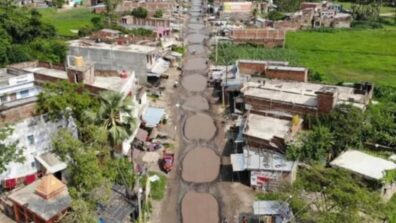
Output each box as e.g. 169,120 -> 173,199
86,91 -> 136,149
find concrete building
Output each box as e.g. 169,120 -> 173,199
115,1 -> 176,16
8,174 -> 71,223
242,112 -> 302,152
231,148 -> 298,190
0,68 -> 75,188
331,150 -> 396,200
8,59 -> 149,157
251,200 -> 294,223
120,16 -> 172,38
242,79 -> 373,115
68,39 -> 157,84
0,68 -> 40,123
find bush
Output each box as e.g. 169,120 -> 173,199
153,9 -> 163,18
309,71 -> 323,82
131,7 -> 148,19
351,20 -> 383,29
267,11 -> 284,21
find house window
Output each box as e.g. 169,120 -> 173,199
20,90 -> 29,98
27,135 -> 35,145
0,95 -> 7,103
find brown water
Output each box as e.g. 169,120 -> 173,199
182,147 -> 220,183
181,191 -> 219,223
181,74 -> 207,92
183,113 -> 216,140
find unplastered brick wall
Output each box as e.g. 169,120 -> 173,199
0,102 -> 37,125
238,60 -> 267,75
265,67 -> 308,82
116,1 -> 175,14
231,29 -> 285,48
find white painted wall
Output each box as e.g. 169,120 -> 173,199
0,115 -> 77,182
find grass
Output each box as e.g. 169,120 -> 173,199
285,28 -> 396,86
39,7 -> 101,37
148,172 -> 167,200
213,27 -> 396,86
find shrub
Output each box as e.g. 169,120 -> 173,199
131,7 -> 148,18
153,9 -> 163,18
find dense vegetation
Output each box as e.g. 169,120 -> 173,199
37,81 -> 145,222
0,3 -> 67,66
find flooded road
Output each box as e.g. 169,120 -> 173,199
159,0 -> 226,222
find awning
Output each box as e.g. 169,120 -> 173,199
35,152 -> 67,174
150,58 -> 170,76
230,154 -> 246,171
142,107 -> 166,128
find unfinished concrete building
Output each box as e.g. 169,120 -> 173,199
241,80 -> 373,115
68,39 -> 157,84
116,1 -> 176,16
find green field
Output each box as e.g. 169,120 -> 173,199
339,1 -> 396,15
285,28 -> 396,86
39,7 -> 101,37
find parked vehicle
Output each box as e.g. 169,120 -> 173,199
161,151 -> 175,173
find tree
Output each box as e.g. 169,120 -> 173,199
267,11 -> 284,21
295,166 -> 385,223
320,104 -> 364,157
287,126 -> 334,163
363,102 -> 396,147
55,0 -> 65,8
0,126 -> 25,174
37,80 -> 98,125
153,9 -> 163,18
85,91 -> 136,148
131,7 -> 148,18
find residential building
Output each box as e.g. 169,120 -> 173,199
8,59 -> 149,157
242,79 -> 373,115
231,148 -> 298,190
0,68 -> 75,188
242,112 -> 302,152
120,16 -> 172,38
331,150 -> 396,200
251,200 -> 294,223
115,1 -> 176,16
8,174 -> 71,223
97,184 -> 139,222
68,39 -> 158,84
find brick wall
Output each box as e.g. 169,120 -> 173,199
231,29 -> 285,48
238,61 -> 267,75
0,102 -> 37,125
245,96 -> 318,115
265,67 -> 308,82
273,20 -> 301,31
116,1 -> 175,14
121,16 -> 171,28
316,91 -> 337,114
